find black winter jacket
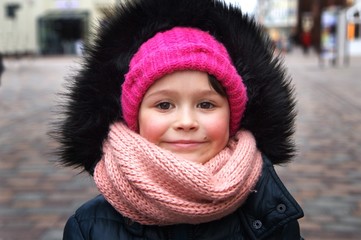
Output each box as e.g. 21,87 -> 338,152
63,158 -> 303,240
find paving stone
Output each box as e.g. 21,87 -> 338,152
40,229 -> 63,240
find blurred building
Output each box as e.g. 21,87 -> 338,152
255,0 -> 361,57
2,0 -> 360,57
346,1 -> 361,55
0,0 -> 118,56
255,0 -> 298,52
296,0 -> 356,53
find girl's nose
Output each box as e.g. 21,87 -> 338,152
174,108 -> 199,131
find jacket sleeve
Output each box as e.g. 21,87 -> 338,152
63,215 -> 85,240
266,220 -> 304,240
280,220 -> 304,240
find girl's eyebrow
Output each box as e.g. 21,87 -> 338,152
143,89 -> 176,99
144,89 -> 220,99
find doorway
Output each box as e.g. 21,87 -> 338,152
38,11 -> 89,55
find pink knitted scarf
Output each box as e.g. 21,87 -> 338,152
94,122 -> 263,225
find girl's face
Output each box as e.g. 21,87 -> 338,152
139,70 -> 230,164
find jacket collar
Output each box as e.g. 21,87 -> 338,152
238,156 -> 304,239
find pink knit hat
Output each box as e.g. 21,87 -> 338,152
121,27 -> 247,135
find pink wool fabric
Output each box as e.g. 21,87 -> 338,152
122,27 -> 247,136
94,122 -> 263,225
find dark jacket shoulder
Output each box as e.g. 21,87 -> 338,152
238,156 -> 304,239
63,195 -> 133,240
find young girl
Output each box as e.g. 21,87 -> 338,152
54,0 -> 304,239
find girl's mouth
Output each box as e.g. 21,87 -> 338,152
162,140 -> 205,150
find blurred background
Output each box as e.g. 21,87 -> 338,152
0,0 -> 361,239
1,0 -> 361,59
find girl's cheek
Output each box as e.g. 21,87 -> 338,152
202,112 -> 229,133
139,114 -> 168,143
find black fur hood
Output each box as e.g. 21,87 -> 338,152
53,0 -> 296,174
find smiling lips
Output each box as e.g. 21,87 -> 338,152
163,140 -> 205,150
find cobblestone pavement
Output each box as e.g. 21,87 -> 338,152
0,50 -> 360,240
279,50 -> 361,240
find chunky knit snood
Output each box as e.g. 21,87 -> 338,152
94,122 -> 263,225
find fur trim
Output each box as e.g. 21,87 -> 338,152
51,0 -> 296,174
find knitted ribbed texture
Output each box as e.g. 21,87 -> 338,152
94,122 -> 263,225
122,27 -> 247,136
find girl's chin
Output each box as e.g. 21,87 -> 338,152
173,153 -> 210,165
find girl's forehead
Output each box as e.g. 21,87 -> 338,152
144,70 -> 212,94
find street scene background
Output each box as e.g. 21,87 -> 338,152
1,48 -> 361,240
1,0 -> 361,239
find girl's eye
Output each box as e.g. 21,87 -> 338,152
156,102 -> 172,110
197,102 -> 214,109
